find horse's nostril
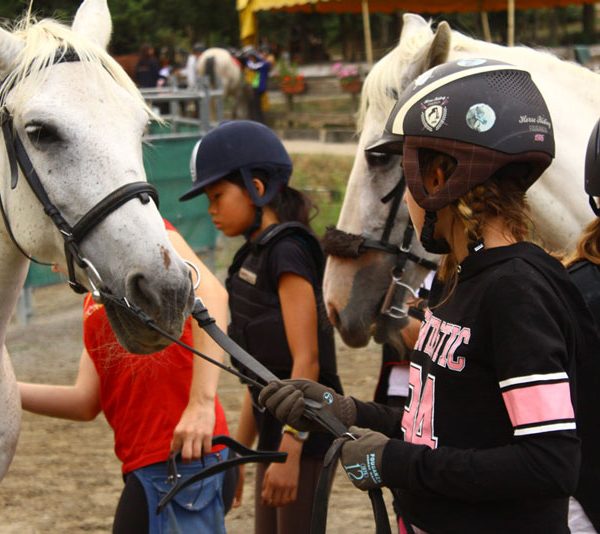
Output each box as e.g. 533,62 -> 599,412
125,271 -> 161,316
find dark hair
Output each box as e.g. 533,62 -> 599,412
224,172 -> 314,227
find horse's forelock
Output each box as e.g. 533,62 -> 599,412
0,17 -> 153,119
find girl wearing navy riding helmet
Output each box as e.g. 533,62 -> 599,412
259,59 -> 597,533
180,120 -> 343,534
562,118 -> 600,533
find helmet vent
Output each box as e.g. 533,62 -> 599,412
484,71 -> 545,107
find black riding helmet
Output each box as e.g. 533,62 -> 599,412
179,120 -> 292,207
585,118 -> 600,216
367,58 -> 555,253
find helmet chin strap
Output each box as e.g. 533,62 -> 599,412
420,210 -> 451,254
420,210 -> 486,256
244,206 -> 263,240
240,168 -> 267,239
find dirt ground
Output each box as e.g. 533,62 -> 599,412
0,278 -> 395,533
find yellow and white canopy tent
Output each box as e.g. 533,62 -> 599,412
237,0 -> 596,65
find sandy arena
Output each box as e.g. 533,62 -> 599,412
0,282 -> 395,533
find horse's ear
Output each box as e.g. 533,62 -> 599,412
0,28 -> 24,76
403,20 -> 452,83
72,0 -> 112,50
399,14 -> 432,46
424,21 -> 452,70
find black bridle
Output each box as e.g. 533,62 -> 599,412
0,53 -> 159,295
0,52 -> 392,533
322,173 -> 437,320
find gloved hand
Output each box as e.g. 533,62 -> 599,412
258,379 -> 356,432
340,426 -> 389,491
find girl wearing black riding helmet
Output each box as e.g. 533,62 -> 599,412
562,118 -> 600,533
259,60 -> 598,533
180,120 -> 343,534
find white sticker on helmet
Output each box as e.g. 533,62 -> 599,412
457,58 -> 487,67
414,69 -> 434,87
466,103 -> 496,133
421,97 -> 448,131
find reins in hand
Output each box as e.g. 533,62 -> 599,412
95,288 -> 392,534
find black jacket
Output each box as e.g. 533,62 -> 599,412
568,260 -> 600,531
354,243 -> 594,533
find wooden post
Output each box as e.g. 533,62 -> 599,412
507,0 -> 515,46
286,93 -> 295,115
481,11 -> 492,42
361,0 -> 374,66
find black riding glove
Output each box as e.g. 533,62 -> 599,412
258,379 -> 357,432
340,426 -> 389,491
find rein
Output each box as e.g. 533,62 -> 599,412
0,51 -> 390,532
157,435 -> 287,515
322,174 -> 437,320
96,288 -> 391,534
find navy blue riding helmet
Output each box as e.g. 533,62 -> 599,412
585,118 -> 600,216
179,120 -> 292,207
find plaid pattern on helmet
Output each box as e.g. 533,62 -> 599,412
403,136 -> 552,211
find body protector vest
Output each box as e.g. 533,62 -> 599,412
226,222 -> 342,395
568,261 -> 600,327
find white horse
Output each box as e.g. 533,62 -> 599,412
323,13 -> 600,353
196,47 -> 249,118
0,0 -> 195,479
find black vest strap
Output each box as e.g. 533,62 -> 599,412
253,221 -> 325,275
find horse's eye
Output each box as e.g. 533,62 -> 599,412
24,122 -> 61,146
365,151 -> 394,168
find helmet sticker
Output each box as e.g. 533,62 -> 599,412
466,103 -> 496,133
457,58 -> 487,68
414,69 -> 434,87
518,114 -> 552,134
421,97 -> 448,131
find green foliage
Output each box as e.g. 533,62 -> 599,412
2,0 -> 239,55
275,58 -> 300,78
2,3 -> 596,62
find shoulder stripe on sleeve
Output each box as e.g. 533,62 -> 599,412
514,422 -> 577,436
501,379 -> 575,436
499,372 -> 568,388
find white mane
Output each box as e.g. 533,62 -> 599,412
358,23 -> 600,134
357,22 -> 434,132
325,15 -> 600,351
0,17 -> 150,114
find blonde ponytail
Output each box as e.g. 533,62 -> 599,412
436,178 -> 532,283
563,217 -> 600,268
